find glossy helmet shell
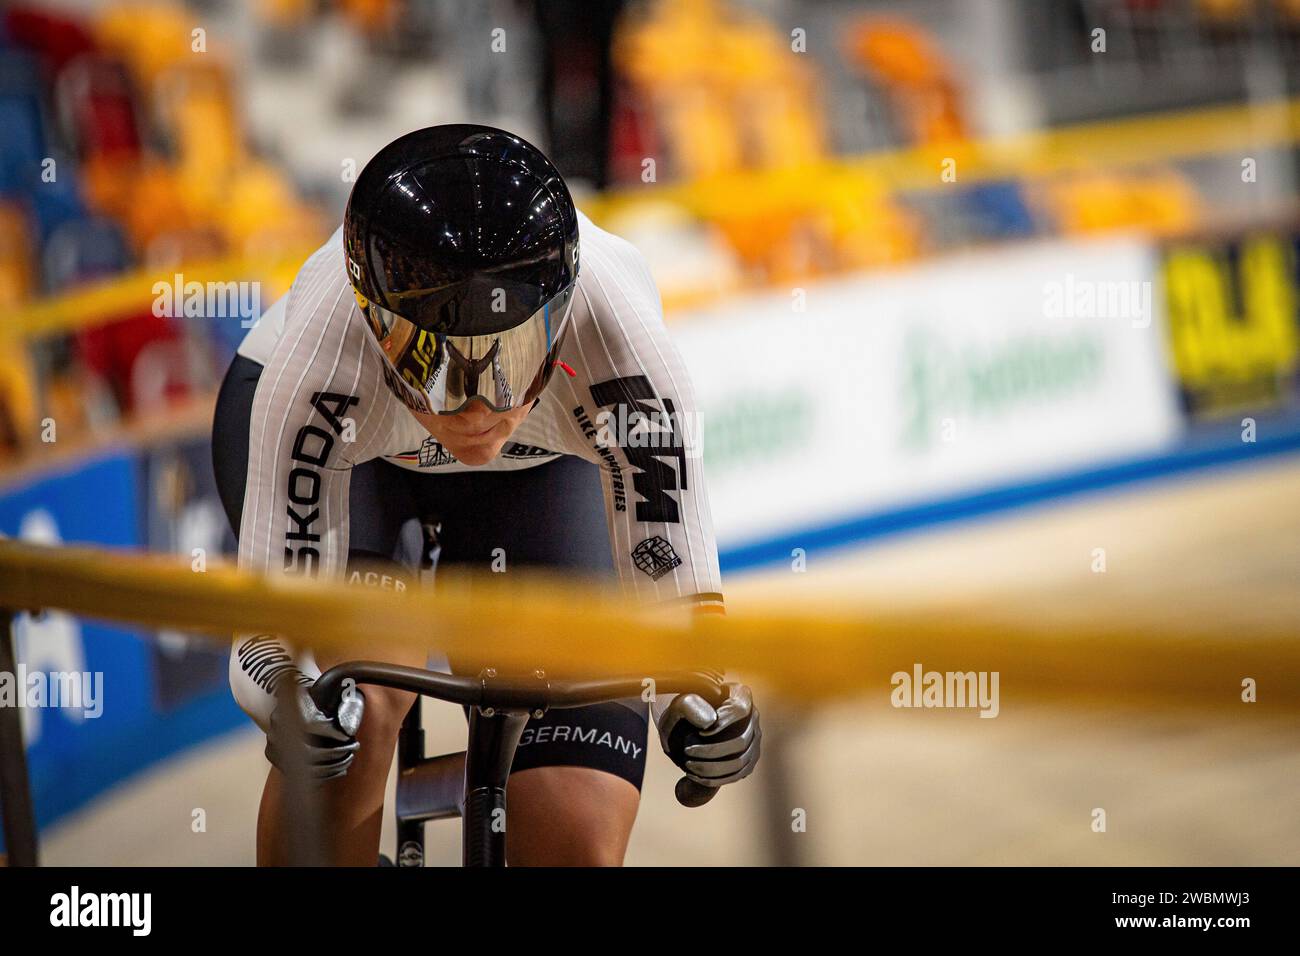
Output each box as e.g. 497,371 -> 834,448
343,124 -> 579,335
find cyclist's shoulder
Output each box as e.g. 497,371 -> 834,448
284,226 -> 351,320
576,208 -> 637,260
250,227 -> 375,368
573,210 -> 662,323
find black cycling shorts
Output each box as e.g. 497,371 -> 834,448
211,354 -> 648,790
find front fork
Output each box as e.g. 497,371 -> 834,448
462,708 -> 529,867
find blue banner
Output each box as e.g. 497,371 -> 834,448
0,448 -> 245,845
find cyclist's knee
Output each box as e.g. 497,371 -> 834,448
355,684 -> 415,742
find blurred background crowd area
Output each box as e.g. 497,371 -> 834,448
0,0 -> 1297,466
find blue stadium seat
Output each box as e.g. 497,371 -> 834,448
960,180 -> 1037,241
0,50 -> 48,198
41,215 -> 130,292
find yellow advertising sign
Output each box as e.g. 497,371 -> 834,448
1162,233 -> 1299,417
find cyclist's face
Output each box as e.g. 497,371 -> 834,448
413,400 -> 532,466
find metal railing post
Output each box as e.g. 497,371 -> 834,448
0,609 -> 38,866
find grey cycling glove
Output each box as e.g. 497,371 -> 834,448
656,682 -> 761,789
265,682 -> 365,781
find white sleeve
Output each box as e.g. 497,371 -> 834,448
229,275 -> 394,728
235,291 -> 289,365
554,227 -> 725,616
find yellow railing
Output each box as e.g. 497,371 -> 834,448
1,538 -> 1297,708
2,246 -> 316,345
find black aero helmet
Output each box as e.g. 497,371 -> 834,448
343,124 -> 580,414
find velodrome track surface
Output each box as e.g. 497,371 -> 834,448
39,455 -> 1300,865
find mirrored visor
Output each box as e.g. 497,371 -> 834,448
365,285 -> 575,415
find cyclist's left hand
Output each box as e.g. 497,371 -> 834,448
657,682 -> 761,789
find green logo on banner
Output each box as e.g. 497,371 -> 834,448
899,327 -> 1105,450
704,390 -> 811,471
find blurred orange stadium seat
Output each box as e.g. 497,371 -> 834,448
94,4 -> 197,87
154,62 -> 244,219
339,0 -> 399,34
1037,168 -> 1202,238
256,0 -> 315,27
0,203 -> 34,304
845,17 -> 967,145
615,0 -> 825,181
142,227 -> 227,272
0,204 -> 37,458
119,158 -> 194,252
821,174 -> 922,269
223,160 -> 322,255
1195,0 -> 1252,22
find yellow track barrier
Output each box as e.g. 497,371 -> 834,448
1,538 -> 1296,709
2,246 -> 316,344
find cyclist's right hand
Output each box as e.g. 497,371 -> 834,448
265,682 -> 365,781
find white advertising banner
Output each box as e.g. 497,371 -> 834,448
671,236 -> 1185,548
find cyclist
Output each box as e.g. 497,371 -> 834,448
211,125 -> 761,866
